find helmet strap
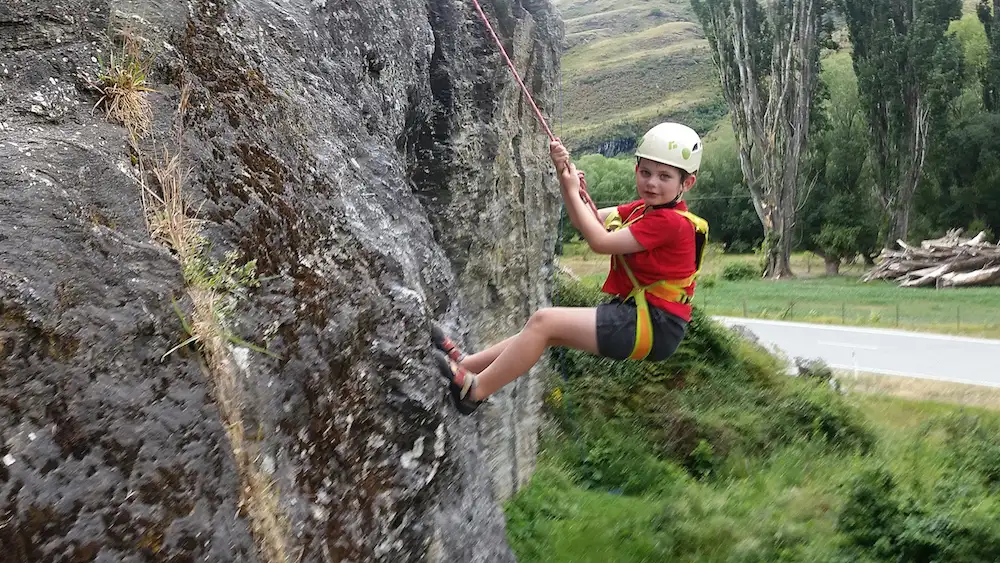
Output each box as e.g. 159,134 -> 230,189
650,195 -> 681,210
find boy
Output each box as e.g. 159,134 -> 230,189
435,122 -> 707,414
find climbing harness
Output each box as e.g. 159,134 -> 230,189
469,0 -> 599,218
604,205 -> 709,360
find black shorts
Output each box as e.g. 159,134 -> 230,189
596,298 -> 687,362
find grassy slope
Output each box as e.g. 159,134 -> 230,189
510,398 -> 1000,562
553,0 -> 726,152
505,278 -> 1000,563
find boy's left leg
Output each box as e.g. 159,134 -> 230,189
459,334 -> 517,373
432,326 -> 517,372
469,307 -> 597,400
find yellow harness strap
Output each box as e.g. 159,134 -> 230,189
604,205 -> 708,360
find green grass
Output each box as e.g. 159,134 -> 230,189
509,395 -> 1000,563
558,243 -> 1000,338
696,277 -> 1000,339
506,276 -> 1000,562
507,449 -> 845,563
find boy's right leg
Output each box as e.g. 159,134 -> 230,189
470,307 -> 598,400
459,335 -> 517,373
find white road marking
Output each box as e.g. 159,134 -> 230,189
818,340 -> 879,350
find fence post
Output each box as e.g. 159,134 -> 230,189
895,303 -> 899,327
743,299 -> 748,317
842,303 -> 846,324
957,306 -> 961,330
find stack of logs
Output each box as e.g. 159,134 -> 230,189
863,229 -> 1000,288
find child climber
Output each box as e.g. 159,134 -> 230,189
434,122 -> 708,414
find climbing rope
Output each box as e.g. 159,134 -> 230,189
469,0 -> 599,218
469,0 -> 588,456
470,0 -> 556,141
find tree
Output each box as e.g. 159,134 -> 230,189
920,112 -> 1000,238
841,0 -> 964,248
979,0 -> 1000,110
687,126 -> 762,253
798,53 -> 880,274
692,0 -> 828,278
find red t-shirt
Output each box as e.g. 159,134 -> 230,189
601,200 -> 697,322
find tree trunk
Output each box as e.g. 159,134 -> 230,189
761,207 -> 795,279
824,256 -> 840,276
764,240 -> 794,278
887,200 -> 912,248
883,99 -> 927,248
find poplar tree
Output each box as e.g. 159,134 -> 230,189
841,0 -> 964,247
692,0 -> 827,278
979,0 -> 1000,110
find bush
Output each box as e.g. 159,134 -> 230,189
549,276 -> 872,479
939,414 -> 1000,489
722,261 -> 762,281
838,468 -> 901,553
568,427 -> 689,495
837,466 -> 1000,562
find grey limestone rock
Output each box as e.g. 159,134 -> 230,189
0,0 -> 562,560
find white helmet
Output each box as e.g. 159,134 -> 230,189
634,122 -> 702,174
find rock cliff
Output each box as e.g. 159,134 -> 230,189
0,0 -> 562,560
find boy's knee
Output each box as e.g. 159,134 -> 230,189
526,308 -> 555,332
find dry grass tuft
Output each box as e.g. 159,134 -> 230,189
146,148 -> 203,262
840,371 -> 1000,411
190,289 -> 290,562
129,68 -> 288,561
95,33 -> 154,138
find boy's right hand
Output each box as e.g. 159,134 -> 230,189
549,139 -> 571,172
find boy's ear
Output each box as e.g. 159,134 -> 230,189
682,173 -> 697,191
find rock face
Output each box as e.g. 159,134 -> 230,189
0,0 -> 562,561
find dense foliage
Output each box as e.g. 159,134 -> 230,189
504,278 -> 1000,562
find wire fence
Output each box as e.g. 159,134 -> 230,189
697,297 -> 1000,338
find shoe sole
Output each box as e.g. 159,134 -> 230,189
432,350 -> 480,415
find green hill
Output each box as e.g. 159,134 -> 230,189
555,0 -> 983,155
553,0 -> 726,153
505,277 -> 1000,562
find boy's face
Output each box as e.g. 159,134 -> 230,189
635,158 -> 696,206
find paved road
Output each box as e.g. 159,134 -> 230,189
714,317 -> 1000,388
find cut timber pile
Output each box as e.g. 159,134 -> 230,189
863,229 -> 1000,288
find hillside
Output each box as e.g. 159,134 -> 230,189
553,0 -> 726,154
505,276 -> 1000,562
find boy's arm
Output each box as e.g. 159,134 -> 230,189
597,206 -> 616,224
556,164 -> 644,256
550,140 -> 644,255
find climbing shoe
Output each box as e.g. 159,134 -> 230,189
433,351 -> 481,415
431,324 -> 466,363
